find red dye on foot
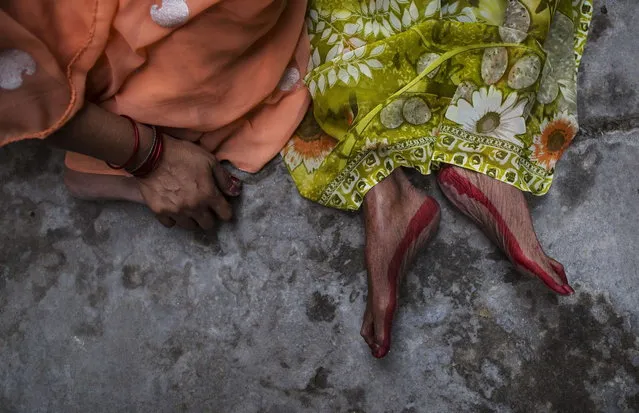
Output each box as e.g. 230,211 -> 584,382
373,197 -> 440,359
438,167 -> 573,296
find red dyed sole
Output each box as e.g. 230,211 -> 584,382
437,166 -> 573,296
373,197 -> 441,359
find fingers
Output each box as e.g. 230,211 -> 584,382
174,216 -> 199,230
153,195 -> 223,230
206,184 -> 234,222
191,209 -> 216,231
211,162 -> 242,197
145,150 -> 238,228
157,211 -> 214,231
156,215 -> 176,228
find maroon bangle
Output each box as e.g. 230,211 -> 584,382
127,126 -> 164,178
106,115 -> 140,170
127,125 -> 157,175
135,136 -> 163,178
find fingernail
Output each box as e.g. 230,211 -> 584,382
229,176 -> 242,195
564,284 -> 575,295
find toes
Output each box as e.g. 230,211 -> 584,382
362,305 -> 395,358
512,250 -> 573,295
360,311 -> 376,350
372,336 -> 390,358
438,165 -> 575,297
372,310 -> 393,359
549,258 -> 568,284
548,258 -> 575,294
549,258 -> 564,273
373,347 -> 389,358
536,271 -> 573,296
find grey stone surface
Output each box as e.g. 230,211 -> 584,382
579,0 -> 639,132
1,2 -> 639,412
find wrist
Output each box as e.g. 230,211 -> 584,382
127,125 -> 165,178
131,124 -> 156,167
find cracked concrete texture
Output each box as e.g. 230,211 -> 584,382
579,0 -> 639,131
1,2 -> 639,412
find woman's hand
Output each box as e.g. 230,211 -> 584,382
137,133 -> 241,230
47,103 -> 239,230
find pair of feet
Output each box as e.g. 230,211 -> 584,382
361,165 -> 574,359
63,166 -> 574,359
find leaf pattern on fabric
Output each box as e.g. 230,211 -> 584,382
285,0 -> 592,211
481,47 -> 508,85
306,44 -> 388,97
508,54 -> 542,90
499,0 -> 531,44
306,0 -> 428,71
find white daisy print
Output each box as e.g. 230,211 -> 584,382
445,86 -> 527,147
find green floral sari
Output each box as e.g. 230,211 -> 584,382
282,0 -> 593,211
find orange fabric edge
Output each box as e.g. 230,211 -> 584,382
218,90 -> 311,173
2,0 -> 100,147
65,89 -> 311,176
65,151 -> 129,176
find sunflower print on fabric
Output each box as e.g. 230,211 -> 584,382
282,106 -> 338,175
530,112 -> 578,171
283,0 -> 593,211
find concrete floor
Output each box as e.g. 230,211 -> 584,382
1,2 -> 639,412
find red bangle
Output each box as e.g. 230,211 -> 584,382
127,126 -> 164,178
106,115 -> 140,170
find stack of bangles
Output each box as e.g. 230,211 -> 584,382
106,115 -> 163,177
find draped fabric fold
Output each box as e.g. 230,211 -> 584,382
283,0 -> 593,211
0,0 -> 310,174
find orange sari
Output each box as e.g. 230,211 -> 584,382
0,0 -> 310,174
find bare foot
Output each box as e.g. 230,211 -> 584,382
436,165 -> 574,295
64,168 -> 144,203
361,169 -> 441,358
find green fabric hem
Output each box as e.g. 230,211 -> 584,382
306,136 -> 437,211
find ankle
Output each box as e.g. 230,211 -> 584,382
365,173 -> 403,211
